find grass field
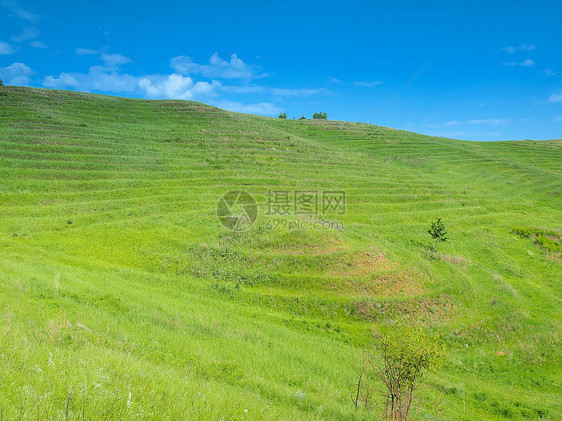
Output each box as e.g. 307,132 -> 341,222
0,85 -> 560,420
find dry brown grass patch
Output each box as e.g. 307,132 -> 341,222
327,250 -> 397,277
351,295 -> 454,323
330,270 -> 425,297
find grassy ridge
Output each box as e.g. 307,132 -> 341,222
0,86 -> 560,420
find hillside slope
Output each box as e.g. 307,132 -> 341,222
0,86 -> 561,420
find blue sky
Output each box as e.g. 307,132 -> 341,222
1,0 -> 561,141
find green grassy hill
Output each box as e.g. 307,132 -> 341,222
0,86 -> 560,420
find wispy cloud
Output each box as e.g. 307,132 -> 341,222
354,80 -> 383,87
271,88 -> 326,97
44,67 -> 140,93
327,77 -> 342,84
220,85 -> 266,94
30,40 -> 46,48
44,51 -> 139,93
503,59 -> 534,67
171,52 -> 266,80
0,62 -> 34,84
75,48 -> 100,55
3,2 -> 46,50
0,41 -> 13,54
1,0 -> 40,23
552,116 -> 562,122
547,92 -> 562,103
445,118 -> 511,126
502,44 -> 536,54
11,26 -> 40,43
100,53 -> 131,69
544,69 -> 556,76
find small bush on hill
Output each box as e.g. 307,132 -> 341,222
511,226 -> 561,256
313,111 -> 327,120
352,322 -> 442,419
428,218 -> 448,252
374,323 -> 441,420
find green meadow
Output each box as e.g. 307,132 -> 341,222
0,86 -> 560,420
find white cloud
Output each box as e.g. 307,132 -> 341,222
76,48 -> 99,55
544,69 -> 556,76
0,62 -> 34,85
502,44 -> 536,54
171,52 -> 265,79
354,80 -> 383,87
220,85 -> 265,94
503,59 -> 534,67
11,26 -> 40,43
44,66 -> 139,93
327,77 -> 342,84
2,1 -> 44,50
445,119 -> 511,126
29,40 -> 46,48
0,41 -> 13,54
547,93 -> 562,103
1,0 -> 40,23
44,73 -> 80,89
139,74 -> 221,100
211,99 -> 282,116
272,88 -> 326,97
100,53 -> 131,69
44,51 -> 138,93
43,51 -> 222,100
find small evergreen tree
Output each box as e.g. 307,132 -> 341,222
428,218 -> 448,252
299,116 -> 306,120
313,111 -> 327,120
278,112 -> 287,119
0,77 -> 3,86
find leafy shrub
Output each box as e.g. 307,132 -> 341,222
511,227 -> 533,238
351,322 -> 442,419
278,112 -> 287,119
536,235 -> 561,252
312,112 -> 327,120
511,226 -> 561,256
511,226 -> 560,238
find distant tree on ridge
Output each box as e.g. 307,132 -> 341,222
313,111 -> 327,120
